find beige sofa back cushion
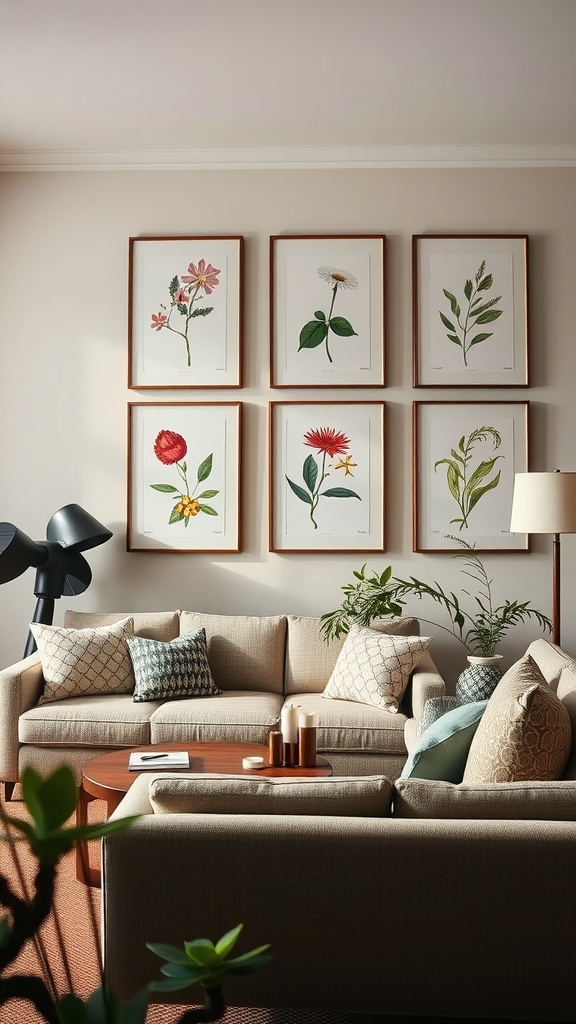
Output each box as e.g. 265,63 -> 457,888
525,637 -> 576,690
394,777 -> 576,820
148,773 -> 394,816
64,610 -> 180,643
179,612 -> 287,694
557,664 -> 576,779
285,615 -> 421,695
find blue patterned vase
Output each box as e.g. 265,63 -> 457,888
456,655 -> 503,704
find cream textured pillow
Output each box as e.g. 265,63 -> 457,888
463,654 -> 571,783
148,774 -> 394,817
322,624 -> 432,713
31,616 -> 135,704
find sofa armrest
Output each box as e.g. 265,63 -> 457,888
0,653 -> 45,783
409,650 -> 446,722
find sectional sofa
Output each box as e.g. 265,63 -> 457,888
100,634 -> 576,1021
0,609 -> 444,797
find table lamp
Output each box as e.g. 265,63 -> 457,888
509,471 -> 576,646
0,504 -> 113,658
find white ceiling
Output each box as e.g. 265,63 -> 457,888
1,0 -> 576,169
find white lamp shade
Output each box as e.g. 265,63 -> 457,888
509,472 -> 576,534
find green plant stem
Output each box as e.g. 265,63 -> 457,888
309,451 -> 329,529
324,284 -> 339,363
178,985 -> 225,1022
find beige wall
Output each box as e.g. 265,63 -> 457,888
1,167 -> 575,681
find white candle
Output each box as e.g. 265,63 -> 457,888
280,704 -> 299,743
298,710 -> 316,728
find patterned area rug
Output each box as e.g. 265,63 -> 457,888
0,793 -> 549,1024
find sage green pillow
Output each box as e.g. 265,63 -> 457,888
401,700 -> 488,783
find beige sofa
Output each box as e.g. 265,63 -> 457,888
100,636 -> 576,1021
0,610 -> 444,797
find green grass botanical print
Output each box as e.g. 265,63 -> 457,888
434,426 -> 503,530
151,429 -> 219,527
286,426 -> 361,530
298,267 -> 358,363
439,261 -> 503,367
150,258 -> 221,367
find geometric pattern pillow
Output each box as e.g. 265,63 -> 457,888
127,627 -> 222,703
463,654 -> 572,783
322,624 -> 432,713
31,616 -> 135,704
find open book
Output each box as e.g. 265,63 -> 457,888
128,750 -> 190,770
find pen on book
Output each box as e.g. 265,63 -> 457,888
139,753 -> 170,761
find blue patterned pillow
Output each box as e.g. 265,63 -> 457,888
127,628 -> 222,702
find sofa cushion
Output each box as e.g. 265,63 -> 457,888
280,692 -> 407,755
557,664 -> 576,779
19,693 -> 159,747
127,628 -> 222,703
463,655 -> 572,783
148,773 -> 394,817
64,610 -> 180,642
180,612 -> 287,694
285,615 -> 421,695
323,624 -> 431,713
400,701 -> 487,783
31,617 -> 136,704
150,691 -> 284,746
393,777 -> 576,820
524,637 -> 576,689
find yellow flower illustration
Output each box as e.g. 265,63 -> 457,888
334,455 -> 357,477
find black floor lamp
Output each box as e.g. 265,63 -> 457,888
509,471 -> 576,647
0,504 -> 113,658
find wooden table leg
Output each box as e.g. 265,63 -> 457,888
76,785 -> 126,887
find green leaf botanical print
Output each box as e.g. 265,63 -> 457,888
439,261 -> 503,367
285,427 -> 361,530
298,267 -> 358,363
434,426 -> 503,530
150,430 -> 219,528
150,258 -> 220,367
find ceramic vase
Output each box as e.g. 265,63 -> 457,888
456,654 -> 503,705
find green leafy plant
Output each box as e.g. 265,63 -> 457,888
0,767 -> 271,1024
435,426 -> 503,530
440,260 -> 503,367
298,266 -> 358,363
320,538 -> 551,657
286,426 -> 361,531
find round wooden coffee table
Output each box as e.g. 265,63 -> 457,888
76,741 -> 332,885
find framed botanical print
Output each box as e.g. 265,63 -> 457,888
413,401 -> 529,553
269,401 -> 385,552
128,402 -> 241,552
128,236 -> 243,388
270,235 -> 386,387
413,235 -> 528,387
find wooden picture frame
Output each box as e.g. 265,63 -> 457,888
128,236 -> 243,389
413,401 -> 529,553
413,234 -> 528,387
127,402 -> 241,552
269,401 -> 385,552
270,235 -> 386,387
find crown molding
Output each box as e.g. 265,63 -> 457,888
1,145 -> 576,171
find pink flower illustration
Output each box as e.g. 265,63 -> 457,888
181,258 -> 221,295
150,257 -> 221,367
150,312 -> 167,331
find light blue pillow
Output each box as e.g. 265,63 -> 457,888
401,700 -> 488,783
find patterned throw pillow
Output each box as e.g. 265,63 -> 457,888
32,617 -> 135,704
463,654 -> 572,783
127,627 -> 222,703
322,624 -> 432,713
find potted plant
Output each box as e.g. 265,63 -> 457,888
321,538 -> 552,701
0,766 -> 271,1023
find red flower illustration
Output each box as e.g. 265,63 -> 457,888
150,311 -> 167,331
303,427 -> 350,459
154,430 -> 187,465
